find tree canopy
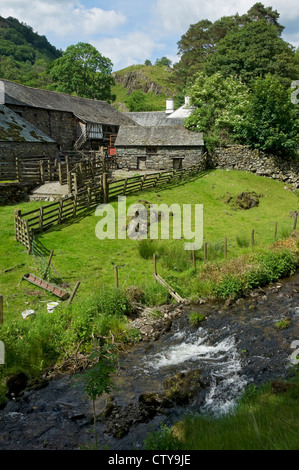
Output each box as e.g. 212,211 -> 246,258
184,72 -> 250,150
205,19 -> 299,86
174,2 -> 297,88
240,75 -> 299,156
48,42 -> 115,102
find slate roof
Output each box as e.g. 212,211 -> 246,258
0,104 -> 55,143
125,111 -> 185,127
115,126 -> 204,147
0,79 -> 137,127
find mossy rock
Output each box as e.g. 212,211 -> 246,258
163,370 -> 202,406
235,192 -> 260,210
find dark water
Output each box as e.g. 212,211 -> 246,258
0,271 -> 298,450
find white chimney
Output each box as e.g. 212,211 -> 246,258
184,96 -> 191,106
165,98 -> 174,114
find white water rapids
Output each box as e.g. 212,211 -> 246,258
141,327 -> 248,416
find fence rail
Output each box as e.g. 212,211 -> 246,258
15,162 -> 205,251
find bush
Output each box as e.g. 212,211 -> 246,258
138,239 -> 157,259
212,274 -> 244,299
188,312 -> 206,326
143,424 -> 182,450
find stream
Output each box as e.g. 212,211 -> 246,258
0,270 -> 298,450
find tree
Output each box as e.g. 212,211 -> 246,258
83,344 -> 118,449
205,19 -> 299,86
174,3 -> 288,88
49,42 -> 115,102
184,72 -> 250,151
240,75 -> 299,157
126,90 -> 149,111
144,59 -> 152,66
155,56 -> 172,67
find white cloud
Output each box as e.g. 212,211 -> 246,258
92,31 -> 161,70
0,0 -> 127,38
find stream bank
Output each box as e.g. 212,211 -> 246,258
0,270 -> 298,450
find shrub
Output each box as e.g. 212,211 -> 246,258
188,312 -> 206,326
236,234 -> 250,248
212,274 -> 244,299
143,424 -> 182,450
138,239 -> 157,259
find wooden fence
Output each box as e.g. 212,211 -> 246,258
15,162 -> 205,251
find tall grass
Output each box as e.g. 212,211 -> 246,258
144,375 -> 299,450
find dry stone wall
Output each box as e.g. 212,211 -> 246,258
209,145 -> 299,188
0,182 -> 37,205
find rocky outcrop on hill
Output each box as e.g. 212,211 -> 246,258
113,68 -> 174,96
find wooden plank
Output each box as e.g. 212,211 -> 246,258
23,273 -> 70,300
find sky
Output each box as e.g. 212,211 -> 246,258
1,0 -> 299,71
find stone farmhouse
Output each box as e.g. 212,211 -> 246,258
115,97 -> 205,171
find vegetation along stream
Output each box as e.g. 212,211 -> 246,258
0,269 -> 298,450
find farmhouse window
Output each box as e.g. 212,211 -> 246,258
146,147 -> 157,154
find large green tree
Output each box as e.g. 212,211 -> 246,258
174,3 -> 294,88
240,75 -> 299,157
205,19 -> 299,86
184,72 -> 250,150
49,42 -> 115,102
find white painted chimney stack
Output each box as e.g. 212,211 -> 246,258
165,98 -> 174,114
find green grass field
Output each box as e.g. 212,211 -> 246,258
0,169 -> 298,322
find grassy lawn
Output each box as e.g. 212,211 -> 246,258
0,169 -> 298,322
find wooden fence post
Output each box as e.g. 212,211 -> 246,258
224,237 -> 227,259
40,161 -> 45,184
192,244 -> 196,269
87,186 -> 91,209
48,160 -> 52,182
58,162 -> 62,185
123,178 -> 128,195
67,281 -> 81,305
153,254 -> 157,276
0,295 -> 3,324
46,250 -> 54,271
274,222 -> 278,239
251,230 -> 255,248
102,172 -> 108,203
16,157 -> 20,182
114,265 -> 119,288
14,209 -> 21,241
73,194 -> 77,217
293,214 -> 297,231
58,199 -> 63,224
204,242 -> 208,263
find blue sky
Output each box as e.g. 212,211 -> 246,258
1,0 -> 298,71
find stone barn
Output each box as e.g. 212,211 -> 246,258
115,125 -> 205,171
0,79 -> 137,152
0,104 -> 57,164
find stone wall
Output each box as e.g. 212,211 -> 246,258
0,182 -> 37,205
209,145 -> 299,188
116,146 -> 206,171
0,141 -> 58,164
7,105 -> 77,149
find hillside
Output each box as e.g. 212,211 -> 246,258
112,64 -> 180,111
0,15 -> 62,88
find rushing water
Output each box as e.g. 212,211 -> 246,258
0,271 -> 298,450
139,327 -> 248,416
